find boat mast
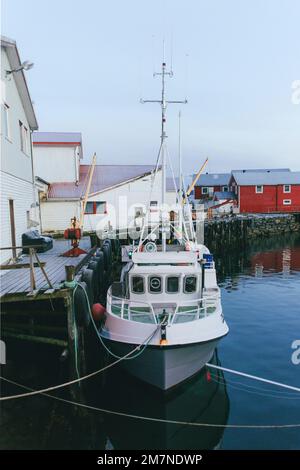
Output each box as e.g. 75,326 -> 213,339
178,110 -> 182,204
141,58 -> 187,251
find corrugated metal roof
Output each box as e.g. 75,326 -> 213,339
48,164 -> 156,199
33,132 -> 82,144
232,168 -> 290,173
232,171 -> 300,186
194,173 -> 230,186
214,191 -> 236,200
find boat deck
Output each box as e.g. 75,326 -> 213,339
0,238 -> 94,300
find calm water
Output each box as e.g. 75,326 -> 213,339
1,234 -> 300,450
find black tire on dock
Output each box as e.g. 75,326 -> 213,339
88,260 -> 100,300
74,281 -> 91,328
111,239 -> 121,260
81,268 -> 96,305
102,243 -> 112,272
95,251 -> 105,292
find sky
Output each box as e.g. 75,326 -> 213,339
1,0 -> 300,175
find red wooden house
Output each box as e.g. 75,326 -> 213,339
194,173 -> 230,199
229,169 -> 300,213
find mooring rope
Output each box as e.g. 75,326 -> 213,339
0,325 -> 159,402
206,363 -> 300,393
1,375 -> 300,429
209,372 -> 300,400
76,282 -> 157,361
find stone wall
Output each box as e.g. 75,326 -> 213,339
204,214 -> 300,253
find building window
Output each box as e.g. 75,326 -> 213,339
132,276 -> 144,294
150,200 -> 158,211
202,187 -> 213,195
2,103 -> 10,139
283,199 -> 291,205
167,276 -> 179,293
84,201 -> 107,215
222,186 -> 228,192
283,185 -> 291,193
19,121 -> 29,155
255,185 -> 263,194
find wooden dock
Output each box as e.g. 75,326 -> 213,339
0,238 -> 94,300
0,236 -> 120,396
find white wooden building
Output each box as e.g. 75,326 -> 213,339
32,132 -> 177,233
1,36 -> 39,263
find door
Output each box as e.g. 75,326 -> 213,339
9,199 -> 17,259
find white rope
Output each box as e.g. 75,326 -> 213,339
207,363 -> 300,393
77,281 -> 159,361
1,376 -> 300,429
0,326 -> 158,402
209,372 -> 300,400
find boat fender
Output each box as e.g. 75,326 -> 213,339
81,268 -> 95,304
92,303 -> 106,323
73,281 -> 91,328
102,244 -> 112,271
88,260 -> 100,299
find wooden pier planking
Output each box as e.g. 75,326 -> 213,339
0,238 -> 96,298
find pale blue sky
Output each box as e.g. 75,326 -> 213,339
2,0 -> 300,174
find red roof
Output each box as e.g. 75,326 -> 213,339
48,164 -> 156,199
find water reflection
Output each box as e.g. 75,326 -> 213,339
95,351 -> 230,450
216,233 -> 300,287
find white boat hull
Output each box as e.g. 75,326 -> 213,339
102,337 -> 221,390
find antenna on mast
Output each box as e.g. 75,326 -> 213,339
140,47 -> 187,251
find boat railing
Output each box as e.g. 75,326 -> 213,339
171,295 -> 219,324
107,287 -> 219,325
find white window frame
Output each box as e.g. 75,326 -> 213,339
283,185 -> 291,193
255,185 -> 264,194
150,200 -> 158,212
202,186 -> 214,195
222,186 -> 228,192
283,199 -> 291,205
3,103 -> 11,140
19,120 -> 30,155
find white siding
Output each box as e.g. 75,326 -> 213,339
40,201 -> 80,232
1,48 -> 34,183
0,172 -> 36,263
1,47 -> 39,264
33,145 -> 80,183
39,172 -> 177,233
83,171 -> 177,232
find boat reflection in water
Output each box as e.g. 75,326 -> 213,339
99,351 -> 230,450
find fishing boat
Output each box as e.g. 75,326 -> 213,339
100,61 -> 229,390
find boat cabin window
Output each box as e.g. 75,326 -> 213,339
167,276 -> 179,293
131,276 -> 144,294
184,275 -> 197,293
149,276 -> 162,293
